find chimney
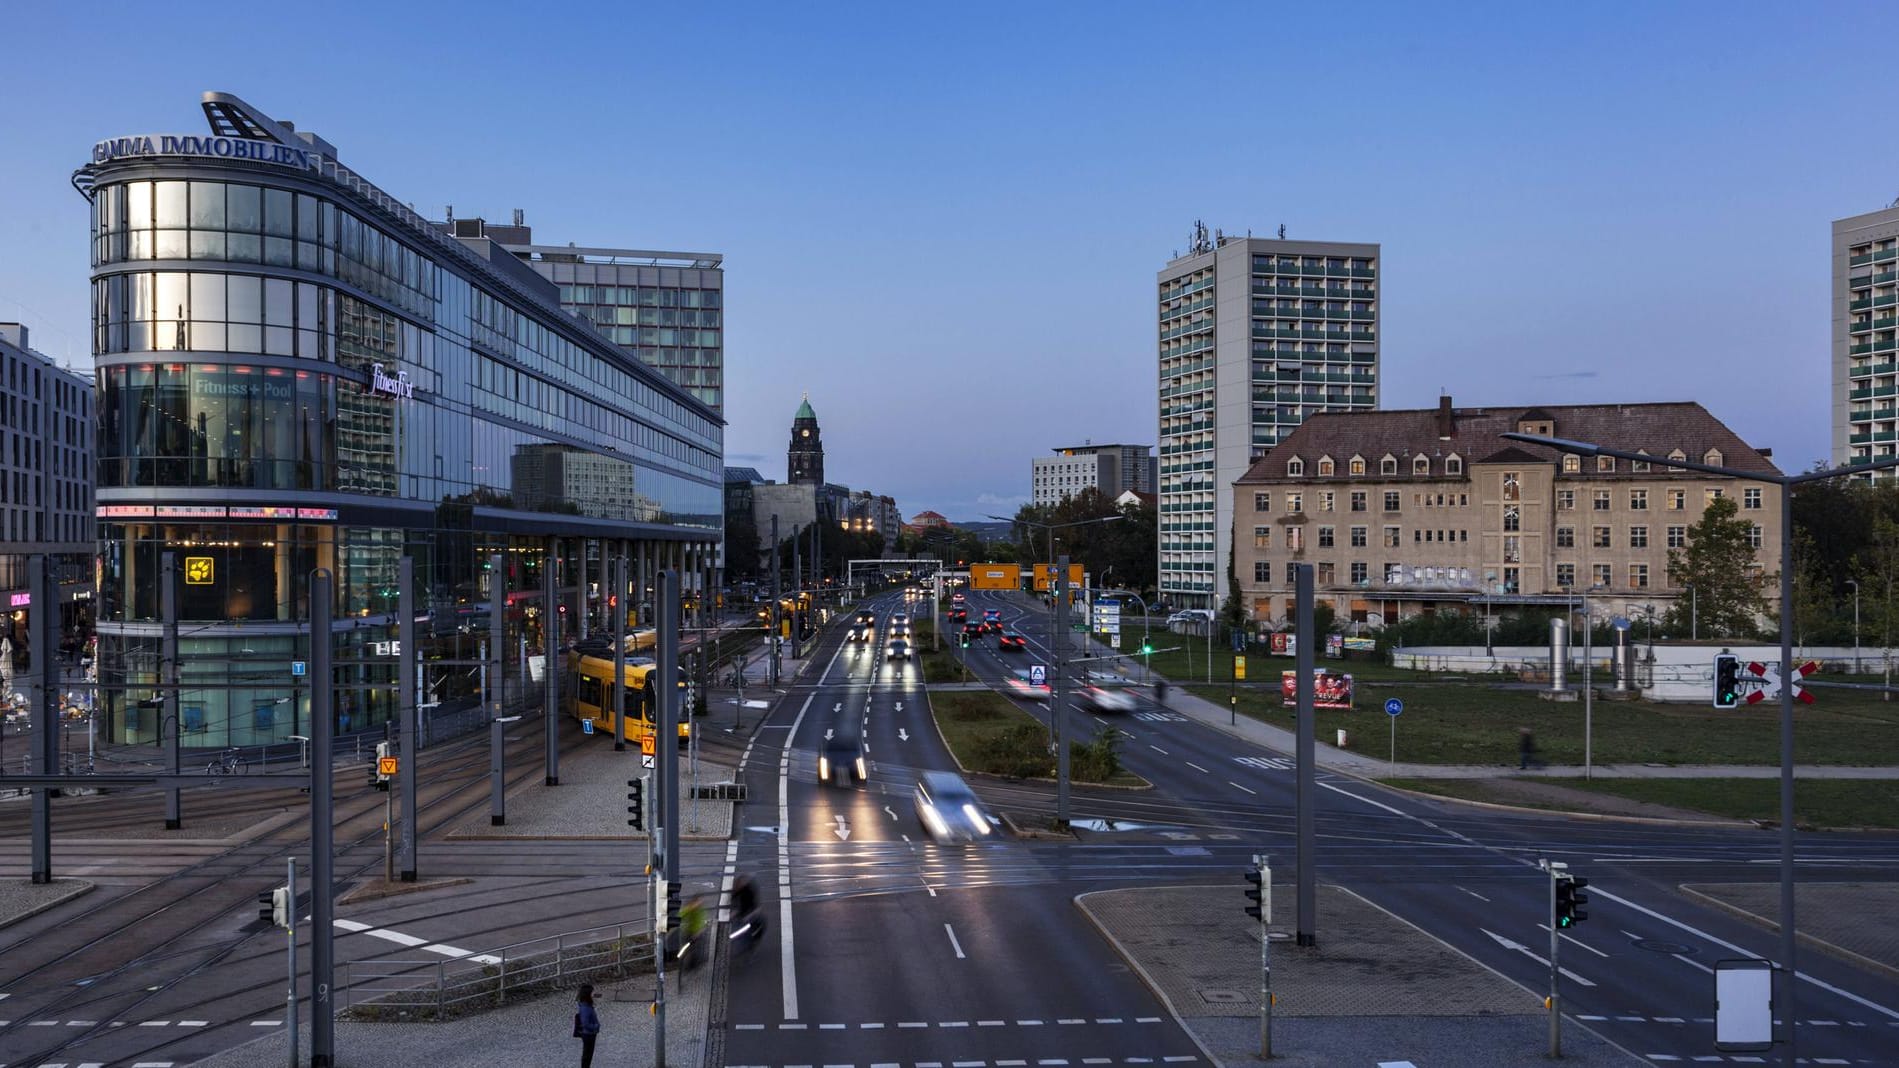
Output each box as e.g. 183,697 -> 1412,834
513,208 -> 525,227
1436,395 -> 1454,440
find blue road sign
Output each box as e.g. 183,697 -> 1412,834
1231,628 -> 1245,652
1385,698 -> 1404,717
582,719 -> 594,735
1030,664 -> 1047,686
1611,616 -> 1632,632
291,660 -> 307,677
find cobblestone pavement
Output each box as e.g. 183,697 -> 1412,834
1681,881 -> 1899,976
447,729 -> 736,840
0,875 -> 93,928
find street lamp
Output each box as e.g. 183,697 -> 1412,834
1847,579 -> 1861,675
1502,429 -> 1899,1068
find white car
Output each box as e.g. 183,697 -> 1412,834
890,612 -> 909,626
1078,686 -> 1136,713
1167,609 -> 1215,625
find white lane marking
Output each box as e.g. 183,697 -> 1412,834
978,1019 -> 1004,1026
1097,1016 -> 1123,1023
1534,923 -> 1608,958
735,1023 -> 764,1029
861,1021 -> 884,1028
1316,780 -> 1410,817
138,1020 -> 171,1027
778,1021 -> 807,1029
779,690 -> 816,1021
250,1019 -> 282,1025
1227,781 -> 1257,795
1480,928 -> 1596,986
818,1022 -> 845,1029
67,1019 -> 99,1025
1591,884 -> 1899,1021
897,1020 -> 928,1027
332,918 -> 371,932
1148,744 -> 1168,755
1378,1062 -> 1420,1068
365,928 -> 427,948
1018,1018 -> 1044,1025
132,1063 -> 176,1067
944,925 -> 967,959
940,1020 -> 969,1027
177,1020 -> 208,1027
1185,762 -> 1209,774
1459,887 -> 1490,903
1137,1016 -> 1161,1022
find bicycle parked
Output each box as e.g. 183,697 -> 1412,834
205,748 -> 246,776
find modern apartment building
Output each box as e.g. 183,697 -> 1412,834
1834,204 -> 1899,474
1,322 -> 95,658
441,213 -> 725,413
1232,398 -> 1781,629
1031,443 -> 1155,507
1157,225 -> 1379,609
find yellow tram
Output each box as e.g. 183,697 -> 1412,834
565,637 -> 691,746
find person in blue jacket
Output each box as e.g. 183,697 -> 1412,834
574,983 -> 601,1067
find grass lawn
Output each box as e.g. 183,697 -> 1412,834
1185,675 -> 1899,767
1382,776 -> 1899,830
927,690 -> 1144,787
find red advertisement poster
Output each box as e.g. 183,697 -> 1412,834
1280,669 -> 1354,709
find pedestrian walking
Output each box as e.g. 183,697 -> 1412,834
1517,727 -> 1543,770
573,983 -> 601,1067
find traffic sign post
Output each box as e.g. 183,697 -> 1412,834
1745,659 -> 1818,705
1385,698 -> 1403,771
1030,664 -> 1046,687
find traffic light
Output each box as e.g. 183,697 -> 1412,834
1140,640 -> 1154,655
959,631 -> 970,649
1243,856 -> 1270,921
258,886 -> 290,927
1713,653 -> 1741,709
655,879 -> 671,933
628,776 -> 648,828
1555,872 -> 1590,928
666,880 -> 682,933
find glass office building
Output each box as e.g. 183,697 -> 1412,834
77,92 -> 724,749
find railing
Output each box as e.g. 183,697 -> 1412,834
342,921 -> 653,1020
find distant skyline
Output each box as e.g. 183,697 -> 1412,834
3,3 -> 1897,520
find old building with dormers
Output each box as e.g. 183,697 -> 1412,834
1233,397 -> 1782,629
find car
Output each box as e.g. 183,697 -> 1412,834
959,621 -> 985,644
1167,609 -> 1215,625
885,638 -> 912,661
856,610 -> 877,626
819,733 -> 868,788
847,625 -> 872,643
1004,675 -> 1051,701
914,771 -> 994,842
890,612 -> 909,626
981,608 -> 1001,624
1077,685 -> 1137,713
890,622 -> 913,641
947,607 -> 968,623
997,629 -> 1026,651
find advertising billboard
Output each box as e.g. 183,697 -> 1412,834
1280,669 -> 1354,710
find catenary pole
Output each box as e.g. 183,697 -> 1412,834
1054,555 -> 1070,826
398,556 -> 417,881
545,539 -> 560,786
309,568 -> 335,1067
1295,562 -> 1316,947
29,555 -> 54,882
163,552 -> 181,829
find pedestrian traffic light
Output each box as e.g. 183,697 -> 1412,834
258,886 -> 290,927
666,879 -> 682,932
1713,653 -> 1741,709
1243,856 -> 1270,922
654,878 -> 670,933
1555,872 -> 1590,928
626,778 -> 644,831
257,889 -> 274,923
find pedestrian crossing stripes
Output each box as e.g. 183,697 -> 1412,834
726,1059 -> 1198,1068
1234,755 -> 1293,771
733,1017 -> 1166,1030
1133,712 -> 1187,722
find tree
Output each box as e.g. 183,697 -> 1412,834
1221,539 -> 1245,633
724,515 -> 761,581
1854,514 -> 1899,697
1662,495 -> 1770,639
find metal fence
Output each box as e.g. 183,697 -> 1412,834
341,921 -> 654,1020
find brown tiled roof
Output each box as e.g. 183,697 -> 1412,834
1237,401 -> 1779,484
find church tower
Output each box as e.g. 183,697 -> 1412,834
788,393 -> 824,486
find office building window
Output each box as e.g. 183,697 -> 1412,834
1630,563 -> 1649,588
1667,525 -> 1686,548
1445,455 -> 1463,475
1318,456 -> 1335,476
1287,458 -> 1304,476
1594,564 -> 1613,587
1555,526 -> 1574,548
1594,490 -> 1611,510
1253,561 -> 1271,582
1380,455 -> 1398,476
1503,471 -> 1520,502
1632,455 -> 1650,472
1351,491 -> 1367,512
1317,525 -> 1334,548
1706,488 -> 1724,505
1503,505 -> 1520,532
1285,562 -> 1299,583
1287,526 -> 1304,552
1349,456 -> 1366,476
1316,562 -> 1335,584
1254,492 -> 1271,512
1383,525 -> 1401,548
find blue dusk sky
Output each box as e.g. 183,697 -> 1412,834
2,2 -> 1895,521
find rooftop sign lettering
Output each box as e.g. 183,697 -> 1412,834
91,134 -> 318,170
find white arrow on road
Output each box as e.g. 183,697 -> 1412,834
833,815 -> 852,841
834,702 -> 843,713
895,702 -> 903,712
1481,929 -> 1595,987
825,728 -> 834,740
898,728 -> 910,741
884,805 -> 898,821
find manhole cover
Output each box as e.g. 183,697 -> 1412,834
1632,939 -> 1696,955
1198,988 -> 1248,1004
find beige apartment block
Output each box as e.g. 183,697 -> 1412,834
1233,398 -> 1782,629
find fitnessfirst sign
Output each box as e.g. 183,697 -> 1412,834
91,134 -> 318,170
369,363 -> 416,400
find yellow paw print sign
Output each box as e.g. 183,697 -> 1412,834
184,556 -> 214,585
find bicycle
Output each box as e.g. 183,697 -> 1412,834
205,748 -> 246,776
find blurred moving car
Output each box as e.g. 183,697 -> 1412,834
996,629 -> 1026,651
959,621 -> 985,644
819,732 -> 868,788
885,638 -> 913,661
847,625 -> 872,643
914,771 -> 993,842
856,610 -> 877,626
890,612 -> 909,626
1077,685 -> 1136,713
947,608 -> 968,623
1167,609 -> 1215,625
980,609 -> 1002,633
1004,675 -> 1051,701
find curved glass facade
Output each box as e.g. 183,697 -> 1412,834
84,134 -> 722,751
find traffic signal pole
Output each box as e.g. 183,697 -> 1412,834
1545,859 -> 1563,1057
1054,555 -> 1070,827
309,568 -> 335,1068
545,540 -> 560,786
162,552 -> 181,830
398,557 -> 417,882
1294,563 -> 1316,947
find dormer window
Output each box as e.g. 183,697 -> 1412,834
1668,448 -> 1687,462
1445,453 -> 1463,475
1380,454 -> 1398,476
1596,456 -> 1615,473
1318,455 -> 1335,476
1632,451 -> 1650,473
1349,455 -> 1366,476
1286,456 -> 1305,477
1562,454 -> 1581,473
1413,455 -> 1430,476
1704,448 -> 1724,466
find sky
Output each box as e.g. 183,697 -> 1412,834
3,2 -> 1895,521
